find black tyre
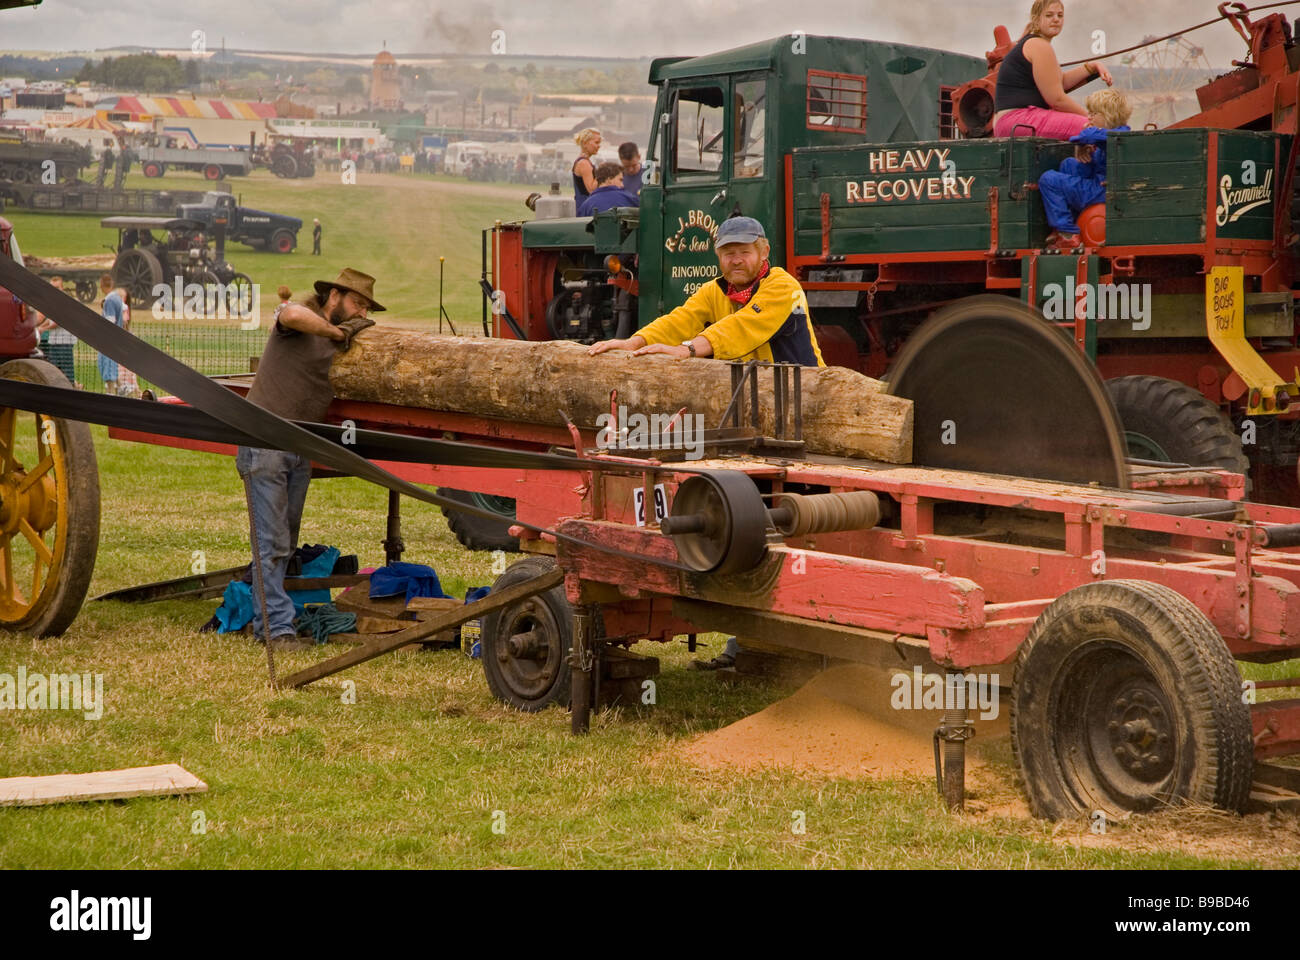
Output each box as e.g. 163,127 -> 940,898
480,555 -> 572,711
112,248 -> 164,307
203,163 -> 223,180
439,487 -> 519,553
0,359 -> 100,636
270,229 -> 295,254
1011,579 -> 1253,819
142,162 -> 163,178
1106,375 -> 1249,481
226,273 -> 255,315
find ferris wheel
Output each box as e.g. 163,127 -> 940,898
1121,34 -> 1217,128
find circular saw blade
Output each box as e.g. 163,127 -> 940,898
885,296 -> 1129,488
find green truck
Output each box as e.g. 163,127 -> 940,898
464,28 -> 1300,549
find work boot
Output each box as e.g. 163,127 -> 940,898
690,635 -> 739,671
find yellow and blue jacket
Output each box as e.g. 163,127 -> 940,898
638,266 -> 825,366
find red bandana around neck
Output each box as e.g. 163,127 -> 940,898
725,260 -> 771,306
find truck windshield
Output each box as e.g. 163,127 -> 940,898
674,85 -> 725,177
734,79 -> 766,178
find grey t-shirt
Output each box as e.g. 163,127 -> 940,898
246,294 -> 340,423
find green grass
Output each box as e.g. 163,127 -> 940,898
9,167 -> 529,328
0,427 -> 1297,869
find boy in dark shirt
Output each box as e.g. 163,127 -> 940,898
618,142 -> 644,196
577,162 -> 640,217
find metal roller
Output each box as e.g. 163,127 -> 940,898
768,491 -> 881,537
660,472 -> 769,574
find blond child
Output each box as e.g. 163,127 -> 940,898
1040,89 -> 1132,248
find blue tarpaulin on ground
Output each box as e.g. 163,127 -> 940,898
368,562 -> 451,603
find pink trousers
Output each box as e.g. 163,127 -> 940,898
994,107 -> 1089,140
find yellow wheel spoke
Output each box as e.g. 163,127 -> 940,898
17,453 -> 54,493
19,519 -> 53,566
0,533 -> 15,604
0,407 -> 15,471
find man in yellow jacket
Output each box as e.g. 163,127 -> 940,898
588,216 -> 823,366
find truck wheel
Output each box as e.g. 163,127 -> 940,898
1106,376 -> 1249,484
0,359 -> 100,636
480,556 -> 572,711
227,273 -> 255,315
439,488 -> 519,553
11,167 -> 30,184
143,162 -> 163,178
112,248 -> 164,307
270,229 -> 295,254
203,164 -> 223,180
1011,579 -> 1253,820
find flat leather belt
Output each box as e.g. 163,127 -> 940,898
0,257 -> 715,571
0,378 -> 614,472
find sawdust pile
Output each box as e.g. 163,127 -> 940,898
681,664 -> 1010,779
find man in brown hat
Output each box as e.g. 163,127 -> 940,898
237,268 -> 383,649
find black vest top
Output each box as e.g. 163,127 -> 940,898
573,156 -> 593,204
995,35 -> 1050,111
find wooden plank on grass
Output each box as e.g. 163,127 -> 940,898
0,764 -> 207,807
281,566 -> 564,689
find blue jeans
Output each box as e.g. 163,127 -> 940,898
236,446 -> 311,638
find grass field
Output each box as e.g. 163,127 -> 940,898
9,166 -> 528,328
0,426 -> 1297,869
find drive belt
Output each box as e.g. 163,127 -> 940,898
0,378 -> 619,472
0,258 -> 716,572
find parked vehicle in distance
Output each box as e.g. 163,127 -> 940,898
175,191 -> 302,254
136,145 -> 252,180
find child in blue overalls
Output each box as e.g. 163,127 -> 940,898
1040,89 -> 1132,249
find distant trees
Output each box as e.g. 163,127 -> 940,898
76,53 -> 191,91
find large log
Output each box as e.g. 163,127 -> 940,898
330,331 -> 912,463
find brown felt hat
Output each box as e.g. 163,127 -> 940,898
314,267 -> 386,312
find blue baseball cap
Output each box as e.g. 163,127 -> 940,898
715,216 -> 766,248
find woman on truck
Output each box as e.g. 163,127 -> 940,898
572,128 -> 602,209
993,0 -> 1114,140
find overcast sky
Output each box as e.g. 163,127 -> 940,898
2,0 -> 1274,69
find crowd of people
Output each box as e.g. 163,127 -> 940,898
572,129 -> 644,215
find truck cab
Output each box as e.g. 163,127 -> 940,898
489,35 -> 984,342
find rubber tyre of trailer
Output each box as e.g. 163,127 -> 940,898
142,162 -> 164,178
1011,579 -> 1253,820
0,359 -> 100,636
203,164 -> 224,180
479,555 -> 573,711
1106,376 -> 1250,489
439,487 -> 519,553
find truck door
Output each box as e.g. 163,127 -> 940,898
654,75 -> 771,318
